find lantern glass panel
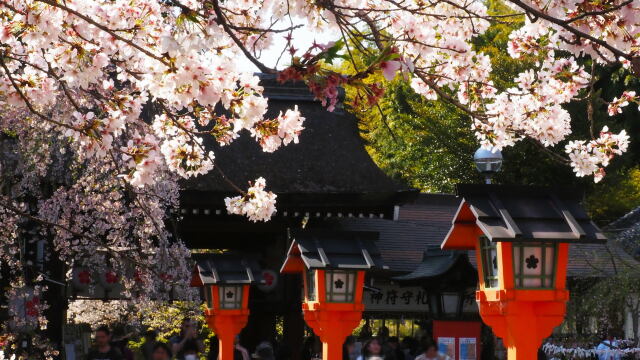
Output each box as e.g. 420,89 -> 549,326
480,237 -> 499,288
325,270 -> 356,303
219,285 -> 243,309
428,293 -> 441,318
441,293 -> 460,316
513,242 -> 556,289
203,285 -> 214,309
306,270 -> 317,301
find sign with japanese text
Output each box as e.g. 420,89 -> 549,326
362,284 -> 431,312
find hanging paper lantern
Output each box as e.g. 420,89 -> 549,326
99,269 -> 120,291
7,287 -> 39,331
71,267 -> 93,290
258,269 -> 278,293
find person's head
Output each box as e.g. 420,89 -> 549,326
343,336 -> 356,359
152,343 -> 172,360
254,342 -> 274,360
401,337 -> 414,350
183,339 -> 200,359
363,338 -> 382,357
145,329 -> 158,340
388,337 -> 399,349
94,326 -> 111,347
423,341 -> 438,359
181,318 -> 194,334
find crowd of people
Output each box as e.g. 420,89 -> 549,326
84,319 -> 452,360
341,336 -> 450,360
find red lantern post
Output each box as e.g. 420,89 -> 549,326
281,231 -> 386,360
442,185 -> 606,360
191,254 -> 262,360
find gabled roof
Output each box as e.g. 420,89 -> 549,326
607,206 -> 640,232
190,253 -> 263,286
606,206 -> 640,258
280,231 -> 387,273
181,75 -> 412,208
393,246 -> 468,281
443,184 -> 606,249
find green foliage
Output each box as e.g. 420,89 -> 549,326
321,40 -> 348,65
587,167 -> 640,224
127,302 -> 215,359
353,80 -> 479,193
138,301 -> 210,341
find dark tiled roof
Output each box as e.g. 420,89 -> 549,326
181,75 -> 409,196
320,193 -> 635,277
454,184 -> 606,243
602,206 -> 640,259
393,246 -> 464,281
319,217 -> 453,273
191,253 -> 262,285
285,231 -> 386,270
607,206 -> 640,231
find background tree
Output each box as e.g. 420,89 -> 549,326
341,1 -> 640,223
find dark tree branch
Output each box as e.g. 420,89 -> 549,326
209,0 -> 276,74
508,0 -> 633,61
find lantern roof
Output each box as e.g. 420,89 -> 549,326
392,246 -> 474,282
190,253 -> 263,286
442,184 -> 606,250
280,231 -> 387,273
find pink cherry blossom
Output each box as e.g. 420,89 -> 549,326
380,61 -> 402,81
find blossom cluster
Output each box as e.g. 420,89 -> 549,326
608,91 -> 638,115
252,106 -> 306,152
225,177 -> 277,222
0,0 -> 311,223
565,126 -> 630,182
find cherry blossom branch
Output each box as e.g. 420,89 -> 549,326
34,0 -> 169,65
529,139 -> 570,164
0,199 -> 186,287
209,0 -> 276,74
415,70 -> 487,119
507,0 -> 633,61
0,55 -> 79,132
587,62 -> 597,139
157,102 -> 246,194
0,0 -> 24,15
563,0 -> 633,25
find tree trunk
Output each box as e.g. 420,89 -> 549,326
43,246 -> 68,351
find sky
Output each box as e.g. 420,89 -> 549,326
237,24 -> 340,72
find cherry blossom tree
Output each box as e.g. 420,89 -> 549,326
0,0 -> 639,356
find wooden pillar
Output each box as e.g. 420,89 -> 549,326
43,243 -> 68,348
284,274 -> 304,360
